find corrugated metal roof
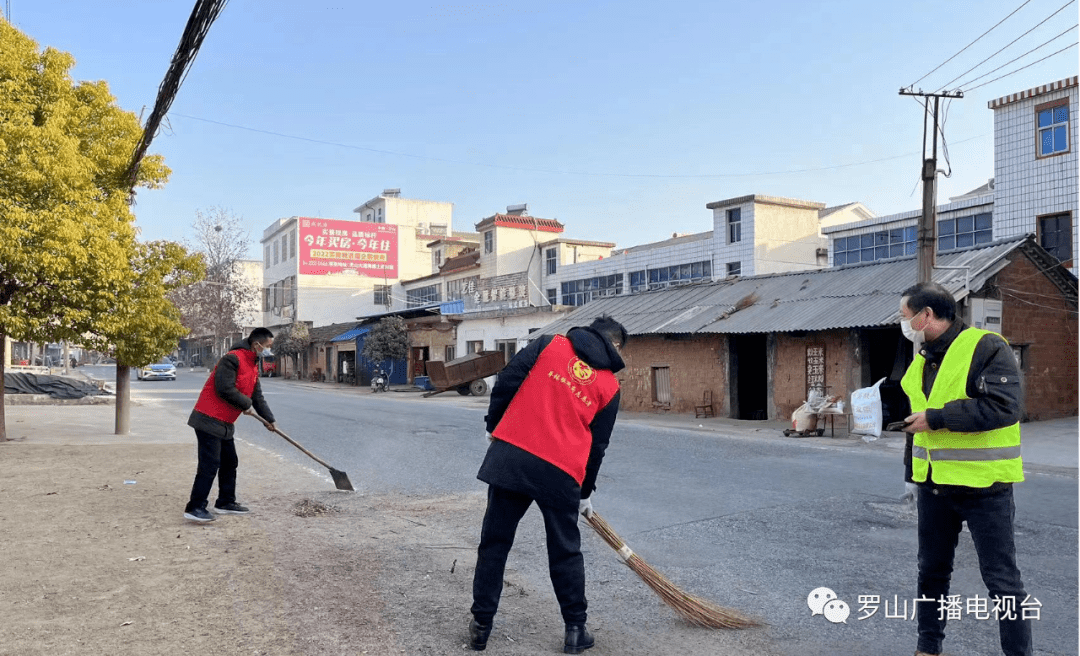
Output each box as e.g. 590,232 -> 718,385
331,327 -> 369,342
533,237 -> 1030,337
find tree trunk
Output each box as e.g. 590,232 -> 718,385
115,364 -> 130,435
0,333 -> 7,442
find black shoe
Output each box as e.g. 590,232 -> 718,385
214,502 -> 249,514
184,507 -> 215,522
469,619 -> 492,651
564,624 -> 594,654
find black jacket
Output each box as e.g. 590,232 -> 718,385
186,341 -> 275,440
478,327 -> 624,510
904,321 -> 1023,486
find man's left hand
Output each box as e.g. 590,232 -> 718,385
266,422 -> 278,432
578,497 -> 593,518
904,411 -> 930,434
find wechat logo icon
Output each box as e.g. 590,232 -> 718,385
808,587 -> 850,624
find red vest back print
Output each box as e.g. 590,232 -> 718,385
493,335 -> 620,485
193,348 -> 258,424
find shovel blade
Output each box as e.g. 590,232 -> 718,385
330,468 -> 354,491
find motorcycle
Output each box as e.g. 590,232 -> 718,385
371,368 -> 389,393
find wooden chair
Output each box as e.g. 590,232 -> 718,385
694,390 -> 715,418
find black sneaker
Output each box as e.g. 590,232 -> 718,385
214,502 -> 249,514
184,507 -> 215,523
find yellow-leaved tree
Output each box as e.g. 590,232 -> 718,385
0,18 -> 172,440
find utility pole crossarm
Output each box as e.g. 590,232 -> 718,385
898,88 -> 965,99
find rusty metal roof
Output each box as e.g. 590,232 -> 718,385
533,237 -> 1046,337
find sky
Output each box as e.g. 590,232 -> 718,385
7,0 -> 1079,257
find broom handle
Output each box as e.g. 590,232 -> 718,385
248,412 -> 335,471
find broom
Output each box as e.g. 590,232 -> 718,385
585,512 -> 761,629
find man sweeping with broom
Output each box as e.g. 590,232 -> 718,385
468,316 -> 627,654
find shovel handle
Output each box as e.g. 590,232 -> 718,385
247,412 -> 335,471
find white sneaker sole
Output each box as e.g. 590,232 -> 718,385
214,508 -> 249,515
183,512 -> 215,522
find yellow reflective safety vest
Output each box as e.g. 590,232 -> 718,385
901,327 -> 1023,487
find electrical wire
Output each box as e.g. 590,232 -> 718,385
957,24 -> 1079,90
170,112 -> 983,180
964,41 -> 1079,92
936,0 -> 1077,92
908,0 -> 1033,88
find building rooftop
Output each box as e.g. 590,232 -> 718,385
705,194 -> 826,211
474,214 -> 565,233
989,75 -> 1078,109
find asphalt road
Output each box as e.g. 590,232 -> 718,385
107,366 -> 1078,655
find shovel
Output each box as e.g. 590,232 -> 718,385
248,412 -> 355,491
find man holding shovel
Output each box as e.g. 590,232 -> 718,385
183,328 -> 278,523
468,316 -> 627,654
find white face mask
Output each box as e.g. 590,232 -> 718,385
900,310 -> 927,343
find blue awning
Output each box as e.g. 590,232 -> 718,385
330,327 -> 369,342
440,300 -> 465,315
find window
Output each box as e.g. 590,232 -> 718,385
466,340 -> 484,355
429,224 -> 448,236
833,227 -> 916,265
273,241 -> 279,264
1037,101 -> 1069,157
435,249 -> 443,267
727,261 -> 741,276
727,208 -> 742,243
495,340 -> 517,363
445,345 -> 456,361
263,287 -> 271,311
374,284 -> 390,306
629,270 -> 647,293
264,246 -> 270,269
938,213 -> 992,252
560,274 -> 623,306
546,247 -> 557,275
290,230 -> 296,259
446,276 -> 478,301
484,231 -> 493,254
547,288 -> 557,305
644,260 -> 711,291
284,276 -> 294,306
406,284 -> 440,308
376,207 -> 383,222
1039,213 -> 1073,265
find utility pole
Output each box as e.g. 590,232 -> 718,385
899,88 -> 963,283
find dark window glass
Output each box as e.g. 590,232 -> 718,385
834,252 -> 846,265
875,231 -> 888,246
1038,109 -> 1054,127
861,234 -> 874,248
876,245 -> 889,259
975,213 -> 992,230
956,232 -> 974,249
847,250 -> 860,264
905,226 -> 917,242
957,216 -> 974,234
889,228 -> 904,244
890,244 -> 905,258
939,219 -> 955,236
939,236 -> 955,251
975,230 -> 992,245
861,248 -> 875,262
905,241 -> 917,255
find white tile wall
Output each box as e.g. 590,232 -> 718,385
992,85 -> 1078,267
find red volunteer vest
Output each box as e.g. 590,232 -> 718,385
193,348 -> 259,424
493,335 -> 620,485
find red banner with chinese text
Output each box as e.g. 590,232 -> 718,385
298,217 -> 398,277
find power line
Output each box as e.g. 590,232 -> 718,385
956,23 -> 1079,90
908,0 -> 1033,88
936,0 -> 1077,92
169,112 -> 986,179
962,40 -> 1079,92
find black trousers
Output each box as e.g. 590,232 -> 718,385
185,429 -> 239,512
471,485 -> 586,625
916,484 -> 1032,656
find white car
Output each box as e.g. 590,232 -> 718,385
138,358 -> 177,381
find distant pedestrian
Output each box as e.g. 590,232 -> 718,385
183,328 -> 278,523
468,316 -> 627,654
898,282 -> 1030,656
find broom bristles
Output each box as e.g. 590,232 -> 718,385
585,512 -> 761,629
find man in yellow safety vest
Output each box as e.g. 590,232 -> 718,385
899,281 -> 1030,656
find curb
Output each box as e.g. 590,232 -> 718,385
4,394 -> 116,406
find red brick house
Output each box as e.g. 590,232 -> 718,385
534,236 -> 1077,424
